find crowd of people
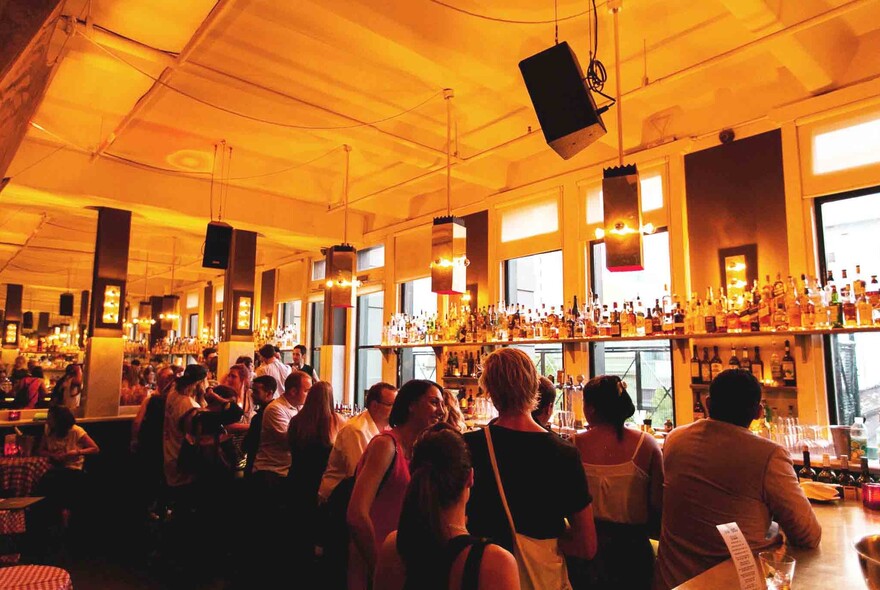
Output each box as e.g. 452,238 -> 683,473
118,339 -> 824,590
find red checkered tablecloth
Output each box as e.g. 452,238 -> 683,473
0,457 -> 51,497
0,565 -> 72,589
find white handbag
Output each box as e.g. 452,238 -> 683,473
484,427 -> 573,590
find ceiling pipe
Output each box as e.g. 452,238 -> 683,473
89,0 -> 238,160
333,0 -> 875,211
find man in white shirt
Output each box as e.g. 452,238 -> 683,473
318,381 -> 397,502
253,370 -> 312,492
255,343 -> 291,398
163,364 -> 207,490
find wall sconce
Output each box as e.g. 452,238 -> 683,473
602,164 -> 644,272
3,321 -> 19,347
431,216 -> 469,294
98,282 -> 123,326
22,312 -> 33,331
233,291 -> 253,333
159,295 -> 180,331
718,244 -> 758,300
324,244 -> 358,308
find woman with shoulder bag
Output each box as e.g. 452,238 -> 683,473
463,348 -> 597,590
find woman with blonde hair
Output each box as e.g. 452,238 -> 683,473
441,388 -> 467,432
463,347 -> 597,589
287,381 -> 346,570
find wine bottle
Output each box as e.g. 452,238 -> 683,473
710,346 -> 724,380
837,455 -> 857,487
782,340 -> 797,386
816,454 -> 835,483
700,347 -> 712,384
691,345 -> 702,384
728,344 -> 740,368
798,447 -> 817,482
740,347 -> 752,373
751,346 -> 764,382
693,394 -> 706,420
857,457 -> 874,488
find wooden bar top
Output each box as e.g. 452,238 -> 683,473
674,503 -> 880,589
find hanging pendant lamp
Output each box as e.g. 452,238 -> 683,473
325,145 -> 359,308
431,89 -> 468,295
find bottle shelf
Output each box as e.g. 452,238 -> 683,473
373,325 -> 880,350
690,383 -> 798,395
441,375 -> 479,382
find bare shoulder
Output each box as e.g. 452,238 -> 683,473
478,544 -> 519,590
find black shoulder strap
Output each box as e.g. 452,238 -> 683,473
461,538 -> 489,590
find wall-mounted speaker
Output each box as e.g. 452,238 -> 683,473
519,42 -> 607,160
59,293 -> 74,316
22,311 -> 33,330
202,222 -> 233,269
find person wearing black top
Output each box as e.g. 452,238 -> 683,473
374,423 -> 519,590
463,348 -> 597,586
243,375 -> 277,477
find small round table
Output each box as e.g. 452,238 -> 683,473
0,565 -> 72,589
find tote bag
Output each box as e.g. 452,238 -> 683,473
484,427 -> 572,590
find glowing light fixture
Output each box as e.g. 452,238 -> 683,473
432,89 -> 469,294
325,146 -> 359,308
602,164 -> 644,272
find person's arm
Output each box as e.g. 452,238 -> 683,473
373,532 -> 405,590
319,427 -> 353,501
645,436 -> 665,538
70,431 -> 100,458
559,503 -> 598,560
764,446 -> 821,548
347,435 -> 396,575
131,395 -> 151,451
478,544 -> 521,590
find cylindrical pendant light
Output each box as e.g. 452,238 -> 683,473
324,145 -> 360,308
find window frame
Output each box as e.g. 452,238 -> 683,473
354,290 -> 385,407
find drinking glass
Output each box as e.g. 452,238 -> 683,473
758,551 -> 796,590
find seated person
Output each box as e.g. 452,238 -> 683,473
13,366 -> 48,409
531,376 -> 557,429
654,369 -> 821,590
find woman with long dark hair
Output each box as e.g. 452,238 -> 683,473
572,375 -> 664,590
374,423 -> 519,590
347,379 -> 446,589
287,381 -> 346,568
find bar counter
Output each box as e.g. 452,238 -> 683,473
674,502 -> 880,589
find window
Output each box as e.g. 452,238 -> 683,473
310,301 -> 324,373
188,313 -> 198,338
504,250 -> 563,379
500,198 -> 559,243
357,245 -> 385,271
813,116 -> 880,175
356,292 -> 384,406
399,278 -> 438,382
591,230 -> 674,426
277,300 -> 302,338
312,259 -> 326,281
817,188 -> 880,440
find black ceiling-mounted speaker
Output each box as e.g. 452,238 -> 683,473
519,42 -> 607,160
59,293 -> 74,316
202,221 -> 233,269
22,311 -> 33,330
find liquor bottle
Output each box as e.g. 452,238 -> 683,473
857,290 -> 873,327
786,276 -> 802,329
693,394 -> 706,420
868,275 -> 880,307
710,346 -> 724,380
673,304 -> 685,335
652,300 -> 663,333
691,345 -> 702,384
751,346 -> 764,382
700,347 -> 712,384
797,447 -> 817,482
740,347 -> 752,373
816,454 -> 836,483
781,340 -> 796,386
728,344 -> 740,368
610,303 -> 621,337
643,307 -> 654,336
857,457 -> 874,487
837,456 -> 857,488
770,342 -> 783,384
704,289 -> 717,333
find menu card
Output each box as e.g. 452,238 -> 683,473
716,522 -> 761,590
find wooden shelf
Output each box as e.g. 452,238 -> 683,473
373,325 -> 880,350
690,383 -> 798,394
441,375 -> 479,382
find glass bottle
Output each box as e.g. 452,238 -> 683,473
710,346 -> 724,380
797,447 -> 817,482
857,457 -> 874,487
816,454 -> 836,484
751,346 -> 764,382
781,340 -> 796,387
691,345 -> 702,384
837,455 -> 857,488
700,347 -> 712,384
728,344 -> 740,368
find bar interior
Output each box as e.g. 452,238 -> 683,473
2,0 -> 880,589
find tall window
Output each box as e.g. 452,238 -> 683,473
817,188 -> 880,439
400,278 -> 438,383
357,245 -> 385,271
356,292 -> 384,406
188,314 -> 198,338
504,250 -> 564,379
310,301 -> 324,373
277,300 -> 302,340
591,230 -> 674,426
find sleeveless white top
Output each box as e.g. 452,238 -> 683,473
582,431 -> 650,524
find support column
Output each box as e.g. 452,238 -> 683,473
668,153 -> 694,425
78,290 -> 89,348
218,230 -> 257,376
381,238 -> 398,385
321,302 -> 348,404
260,269 -> 276,331
83,208 -> 131,418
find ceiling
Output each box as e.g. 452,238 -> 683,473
3,0 -> 880,318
